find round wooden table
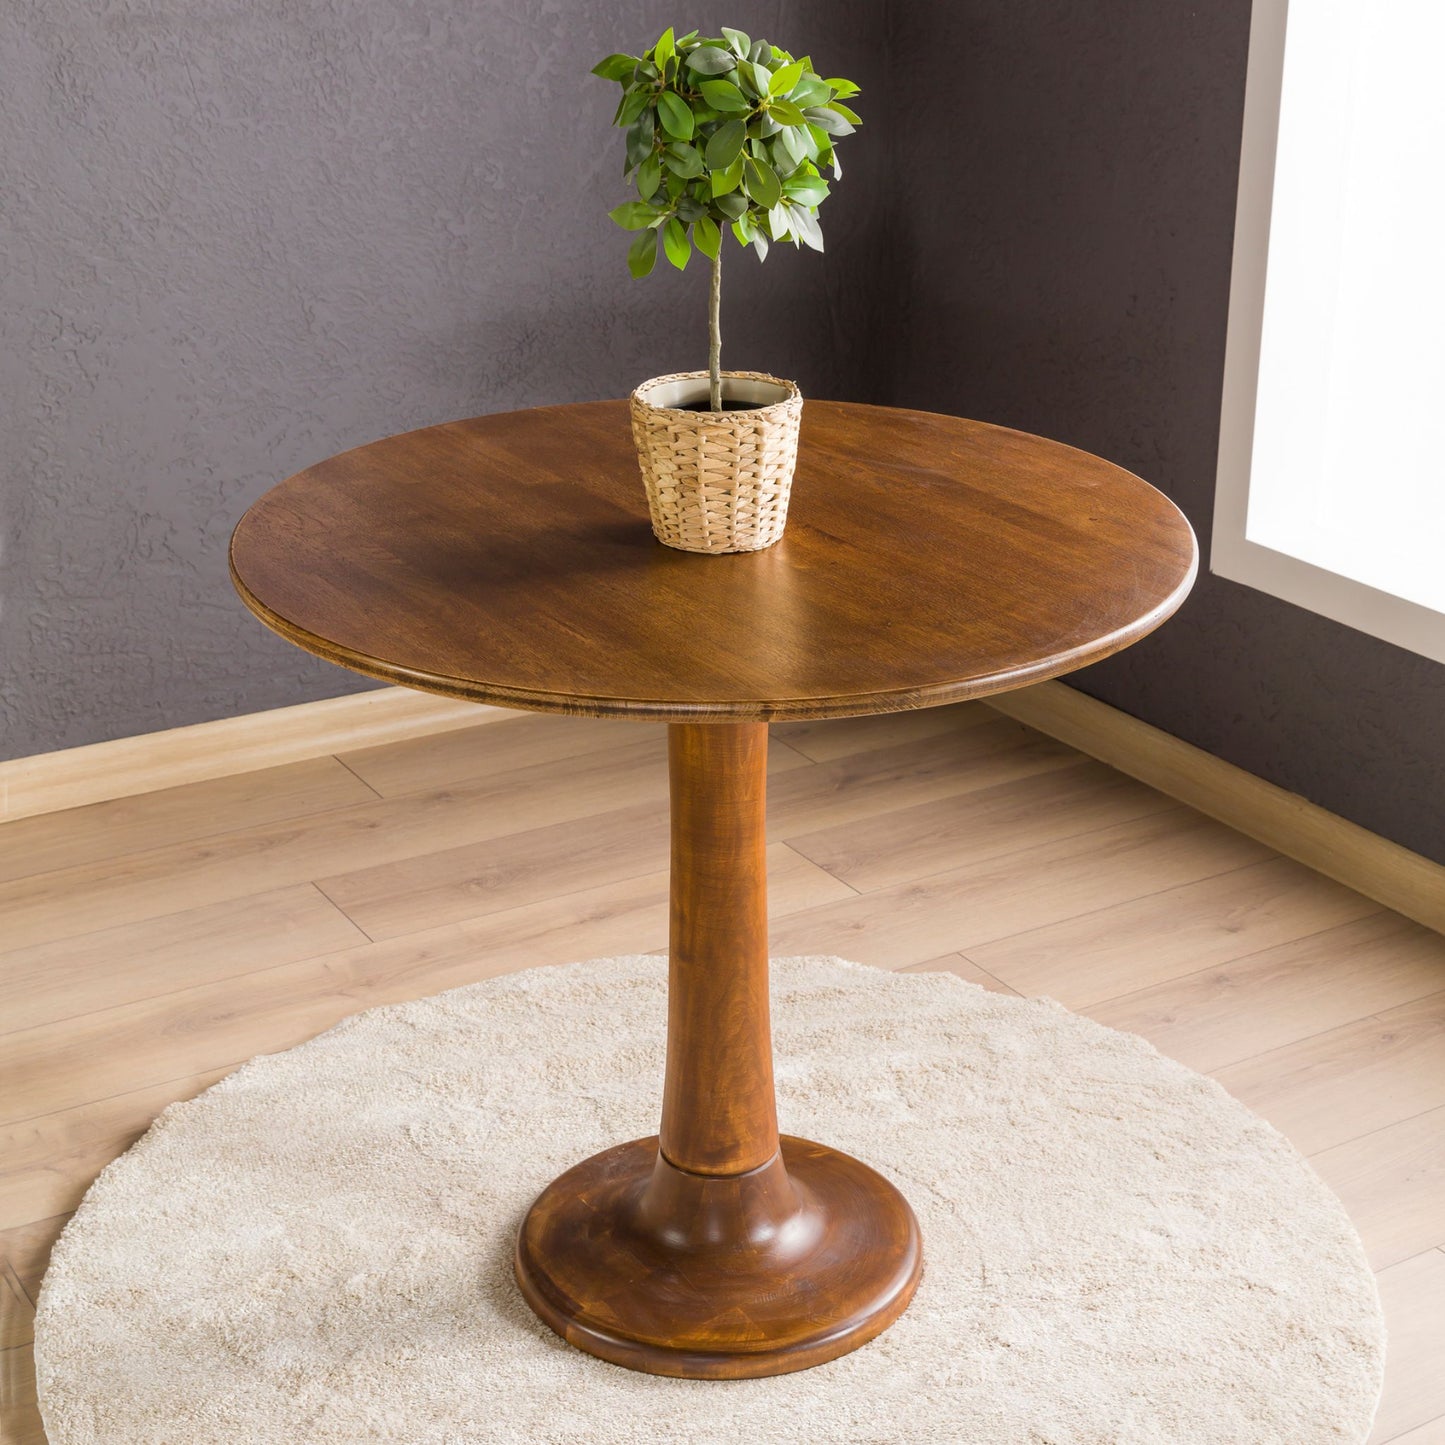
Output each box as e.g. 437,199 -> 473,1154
230,398 -> 1197,1380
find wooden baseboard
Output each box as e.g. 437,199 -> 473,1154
0,688 -> 506,822
988,681 -> 1445,937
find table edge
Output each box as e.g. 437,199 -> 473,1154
228,535 -> 1199,723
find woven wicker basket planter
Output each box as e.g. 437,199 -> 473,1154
630,370 -> 803,554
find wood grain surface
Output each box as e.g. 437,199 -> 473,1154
514,1134 -> 921,1378
230,400 -> 1197,721
514,723 -> 922,1376
659,724 -> 776,1175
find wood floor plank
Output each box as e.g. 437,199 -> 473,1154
0,886 -> 366,1035
321,718 -> 1077,941
342,714 -> 813,799
967,856 -> 1379,1006
0,757 -> 377,886
1213,993 -> 1445,1156
0,1269 -> 34,1350
898,953 -> 1020,995
0,732 -> 816,956
1082,912 -> 1445,1073
0,1071 -> 233,1231
338,711 -> 650,796
788,759 -> 1180,892
0,845 -> 849,1131
0,1216 -> 69,1304
0,735 -> 670,954
770,701 -> 992,762
1380,1417 -> 1445,1445
1310,1107 -> 1445,1271
339,714 -> 826,795
315,797 -> 670,941
1369,1250 -> 1445,1443
769,719 -> 1079,838
767,809 -> 1272,970
0,1344 -> 42,1444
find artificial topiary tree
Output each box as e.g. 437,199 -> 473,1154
593,27 -> 861,412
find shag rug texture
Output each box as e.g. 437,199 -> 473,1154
35,955 -> 1384,1443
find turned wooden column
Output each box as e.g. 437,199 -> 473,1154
511,723 -> 923,1378
660,723 -> 776,1176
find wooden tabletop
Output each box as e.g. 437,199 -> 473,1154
230,399 -> 1196,722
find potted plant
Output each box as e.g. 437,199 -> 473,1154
593,27 -> 861,554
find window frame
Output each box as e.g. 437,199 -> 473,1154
1212,0 -> 1445,665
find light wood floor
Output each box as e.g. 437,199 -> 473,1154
2,702 -> 1442,1443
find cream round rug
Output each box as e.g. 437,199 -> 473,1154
35,955 -> 1383,1443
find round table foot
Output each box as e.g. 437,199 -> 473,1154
514,1135 -> 922,1379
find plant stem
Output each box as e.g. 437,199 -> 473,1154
708,242 -> 722,413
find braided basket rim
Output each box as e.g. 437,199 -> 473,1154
630,370 -> 801,422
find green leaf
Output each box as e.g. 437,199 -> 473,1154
783,172 -> 828,204
768,60 -> 806,95
627,228 -> 657,278
624,112 -> 654,170
704,117 -> 747,170
774,124 -> 808,172
731,216 -> 752,247
768,98 -> 806,126
767,202 -> 792,240
825,77 -> 861,98
789,77 -> 831,108
693,213 -> 721,259
751,60 -> 772,94
662,216 -> 691,270
749,38 -> 771,64
591,53 -> 637,83
663,142 -> 704,178
803,106 -> 855,136
619,87 -> 649,126
656,91 -> 694,140
710,153 -> 744,196
699,78 -> 751,112
751,229 -> 770,262
636,153 -> 663,201
685,44 -> 735,75
790,203 -> 824,252
721,27 -> 750,58
741,155 -> 782,209
653,26 -> 675,68
713,188 -> 749,219
609,201 -> 660,230
828,101 -> 862,125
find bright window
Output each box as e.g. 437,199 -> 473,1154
1213,0 -> 1445,661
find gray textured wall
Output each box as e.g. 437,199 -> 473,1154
883,0 -> 1445,865
1,0 -> 888,756
7,1 -> 1443,865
